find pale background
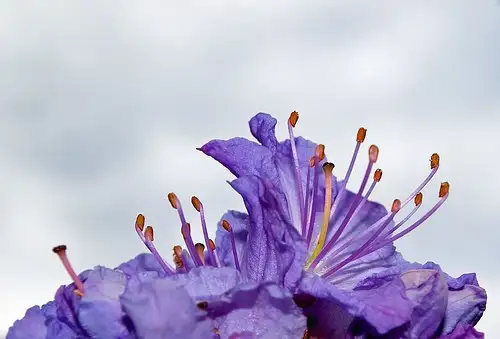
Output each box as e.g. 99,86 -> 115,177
1,1 -> 498,337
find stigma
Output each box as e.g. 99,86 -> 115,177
286,111 -> 448,280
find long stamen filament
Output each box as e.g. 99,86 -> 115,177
400,153 -> 439,208
192,196 -> 217,267
305,156 -> 321,247
288,111 -> 306,236
168,193 -> 203,267
306,162 -> 334,267
322,199 -> 401,278
222,220 -> 241,271
144,226 -> 176,275
310,145 -> 378,270
208,239 -> 221,267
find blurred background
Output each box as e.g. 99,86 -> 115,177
1,1 -> 499,336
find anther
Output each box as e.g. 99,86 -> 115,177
315,144 -> 325,161
52,245 -> 85,295
195,243 -> 206,265
288,111 -> 299,127
167,192 -> 178,209
181,223 -> 192,238
135,214 -> 145,232
439,182 -> 450,197
309,156 -> 316,167
197,301 -> 209,310
222,220 -> 232,232
322,162 -> 334,173
430,153 -> 440,169
191,196 -> 201,212
208,239 -> 216,251
374,168 -> 383,182
391,199 -> 402,213
369,145 -> 379,162
356,127 -> 367,143
415,192 -> 423,206
145,226 -> 154,241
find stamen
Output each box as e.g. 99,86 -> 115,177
222,220 -> 240,271
168,192 -> 203,267
144,226 -> 176,275
208,239 -> 221,267
319,169 -> 384,259
173,245 -> 186,271
288,111 -> 306,236
322,199 -> 401,278
52,245 -> 85,295
379,192 -> 423,239
310,145 -> 378,270
357,183 -> 450,262
306,162 -> 334,267
401,153 -> 440,208
192,196 -> 217,267
305,156 -> 321,247
195,243 -> 206,265
328,128 -> 367,222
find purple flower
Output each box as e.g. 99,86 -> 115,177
9,177 -> 308,338
201,112 -> 487,336
120,266 -> 305,338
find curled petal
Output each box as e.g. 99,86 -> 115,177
438,323 -> 484,339
116,253 -> 166,277
229,175 -> 307,289
7,306 -> 47,339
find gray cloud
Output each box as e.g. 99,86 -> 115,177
1,0 -> 498,335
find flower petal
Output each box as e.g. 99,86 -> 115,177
116,253 -> 166,277
209,282 -> 306,339
438,323 -> 484,339
78,266 -> 131,338
399,269 -> 448,338
168,266 -> 242,302
248,112 -> 278,153
229,175 -> 307,289
7,306 -> 47,339
299,273 -> 413,334
120,271 -> 216,339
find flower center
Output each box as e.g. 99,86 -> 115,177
286,112 -> 448,280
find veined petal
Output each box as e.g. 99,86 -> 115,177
116,253 -> 166,277
208,281 -> 306,339
399,269 -> 448,338
438,323 -> 484,339
299,273 -> 413,334
78,266 -> 131,338
229,175 -> 307,289
120,272 -> 215,339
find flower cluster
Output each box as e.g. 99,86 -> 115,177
8,112 -> 486,339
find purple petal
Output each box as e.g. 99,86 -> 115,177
77,266 -> 131,338
215,210 -> 249,269
249,112 -> 278,153
116,253 -> 166,277
368,259 -> 487,334
120,271 -> 216,339
7,306 -> 47,339
300,298 -> 354,338
229,175 -> 307,289
199,137 -> 278,182
399,269 -> 448,338
438,323 -> 484,339
168,266 -> 243,302
299,273 -> 413,334
210,282 -> 306,338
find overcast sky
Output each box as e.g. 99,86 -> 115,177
1,1 -> 499,337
